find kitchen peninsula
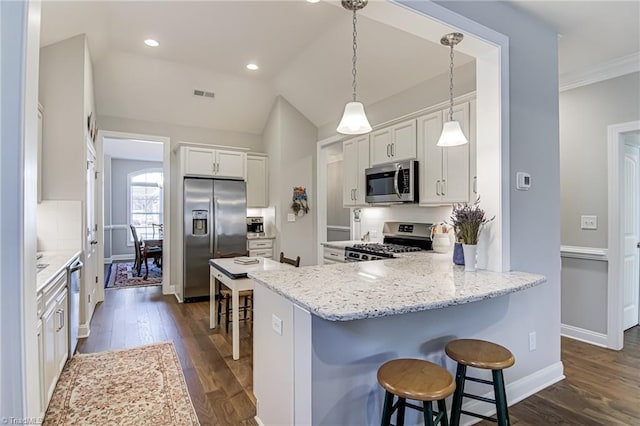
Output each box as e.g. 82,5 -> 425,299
249,252 -> 547,425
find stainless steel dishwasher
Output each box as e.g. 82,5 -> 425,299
68,259 -> 83,357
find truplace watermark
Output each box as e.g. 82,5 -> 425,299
1,418 -> 43,425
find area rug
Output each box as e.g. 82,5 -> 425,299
43,342 -> 200,426
105,262 -> 162,289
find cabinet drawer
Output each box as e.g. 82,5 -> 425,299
323,247 -> 346,263
43,271 -> 67,311
248,239 -> 273,250
249,249 -> 273,258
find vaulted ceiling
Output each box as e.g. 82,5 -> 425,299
40,1 -> 639,136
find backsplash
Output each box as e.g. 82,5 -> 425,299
354,205 -> 453,242
37,200 -> 83,251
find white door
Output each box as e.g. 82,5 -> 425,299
442,103 -> 470,203
342,139 -> 358,206
85,145 -> 98,322
216,150 -> 245,179
370,128 -> 392,166
623,143 -> 639,330
417,111 -> 444,204
355,136 -> 370,205
390,119 -> 417,162
185,147 -> 216,176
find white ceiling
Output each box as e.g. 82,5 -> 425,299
41,1 -> 639,136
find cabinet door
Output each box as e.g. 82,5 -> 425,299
417,111 -> 444,204
354,136 -> 370,206
37,319 -> 44,415
55,289 -> 69,374
185,147 -> 215,176
247,155 -> 268,207
390,119 -> 417,162
342,139 -> 358,206
468,100 -> 477,201
370,128 -> 392,166
42,305 -> 57,405
216,150 -> 246,179
442,103 -> 470,203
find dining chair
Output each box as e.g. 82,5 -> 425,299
129,225 -> 143,276
143,239 -> 163,280
280,252 -> 301,268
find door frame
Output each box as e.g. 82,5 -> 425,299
96,130 -> 172,300
607,120 -> 640,350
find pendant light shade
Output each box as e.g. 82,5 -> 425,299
337,101 -> 372,135
437,120 -> 468,147
437,32 -> 468,148
337,0 -> 371,136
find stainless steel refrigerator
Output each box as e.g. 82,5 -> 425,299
183,178 -> 247,302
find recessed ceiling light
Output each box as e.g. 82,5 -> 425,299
144,39 -> 159,47
307,0 -> 321,3
246,63 -> 259,71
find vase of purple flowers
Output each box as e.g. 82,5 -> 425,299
449,197 -> 494,271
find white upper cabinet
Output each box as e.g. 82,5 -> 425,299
342,135 -> 370,207
247,154 -> 269,207
370,119 -> 417,166
418,102 -> 471,205
183,146 -> 246,179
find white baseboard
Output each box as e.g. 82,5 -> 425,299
111,254 -> 134,261
561,323 -> 608,348
104,257 -> 112,264
461,361 -> 565,425
78,323 -> 91,339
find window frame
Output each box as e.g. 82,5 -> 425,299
127,168 -> 164,245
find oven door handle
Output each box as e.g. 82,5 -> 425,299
394,164 -> 402,198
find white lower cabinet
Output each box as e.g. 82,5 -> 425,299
323,246 -> 346,264
418,102 -> 471,205
248,238 -> 274,259
39,271 -> 69,412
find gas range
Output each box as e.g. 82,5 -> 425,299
344,222 -> 434,262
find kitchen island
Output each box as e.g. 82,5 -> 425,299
249,252 -> 555,425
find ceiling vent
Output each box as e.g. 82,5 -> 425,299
193,89 -> 215,99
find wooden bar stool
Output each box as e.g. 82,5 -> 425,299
377,358 -> 455,426
445,339 -> 515,426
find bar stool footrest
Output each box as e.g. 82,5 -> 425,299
465,376 -> 495,385
460,409 -> 498,423
462,393 -> 497,405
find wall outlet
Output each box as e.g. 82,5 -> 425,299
529,332 -> 536,351
287,213 -> 296,222
271,314 -> 283,336
580,215 -> 597,230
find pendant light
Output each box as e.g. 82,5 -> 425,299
437,32 -> 468,147
336,0 -> 372,135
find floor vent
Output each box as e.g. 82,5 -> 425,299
193,89 -> 215,99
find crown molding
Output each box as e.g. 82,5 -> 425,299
559,52 -> 640,92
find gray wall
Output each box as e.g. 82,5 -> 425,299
263,96 -> 318,266
560,72 -> 640,248
558,72 -> 640,334
317,61 -> 476,140
425,0 -> 562,376
108,158 -> 163,257
561,257 -> 608,333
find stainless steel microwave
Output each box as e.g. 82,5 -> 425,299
365,160 -> 419,203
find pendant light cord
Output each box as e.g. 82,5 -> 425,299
448,42 -> 455,122
352,8 -> 358,102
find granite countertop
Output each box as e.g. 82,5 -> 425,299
249,252 -> 546,322
37,250 -> 82,293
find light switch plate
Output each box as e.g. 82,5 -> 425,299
271,314 -> 283,336
287,213 -> 296,222
581,215 -> 597,230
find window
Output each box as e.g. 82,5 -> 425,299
128,169 -> 163,242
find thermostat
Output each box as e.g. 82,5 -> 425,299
516,172 -> 531,191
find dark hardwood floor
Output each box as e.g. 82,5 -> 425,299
79,285 -> 640,425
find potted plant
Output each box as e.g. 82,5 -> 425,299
449,198 -> 494,271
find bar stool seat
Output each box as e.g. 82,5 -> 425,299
377,359 -> 455,426
445,339 -> 515,370
445,339 -> 515,426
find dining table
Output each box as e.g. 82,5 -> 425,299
209,257 -> 293,360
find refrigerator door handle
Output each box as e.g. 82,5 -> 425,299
213,198 -> 220,256
209,198 -> 214,255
